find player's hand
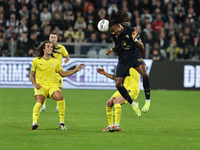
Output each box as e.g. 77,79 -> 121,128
34,84 -> 41,90
132,27 -> 138,40
105,49 -> 112,56
97,68 -> 106,75
76,64 -> 84,72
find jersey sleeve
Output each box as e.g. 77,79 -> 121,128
55,59 -> 62,73
61,46 -> 69,57
31,58 -> 37,72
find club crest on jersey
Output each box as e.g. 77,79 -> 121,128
51,63 -> 54,66
126,35 -> 129,38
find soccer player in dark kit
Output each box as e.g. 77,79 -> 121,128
105,10 -> 151,116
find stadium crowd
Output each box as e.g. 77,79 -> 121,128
0,0 -> 200,60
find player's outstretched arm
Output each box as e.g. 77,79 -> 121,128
29,71 -> 41,89
105,45 -> 117,56
132,27 -> 144,50
97,68 -> 115,80
59,64 -> 84,77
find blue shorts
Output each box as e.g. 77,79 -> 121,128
116,58 -> 145,77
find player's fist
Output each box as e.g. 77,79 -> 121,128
132,27 -> 138,40
105,49 -> 112,56
34,83 -> 41,90
76,64 -> 84,72
97,68 -> 105,75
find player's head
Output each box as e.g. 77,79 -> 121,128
35,40 -> 58,58
49,33 -> 58,44
109,10 -> 129,36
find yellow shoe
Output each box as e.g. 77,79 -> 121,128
141,102 -> 150,112
132,102 -> 141,118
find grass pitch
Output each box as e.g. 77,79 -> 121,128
0,89 -> 199,150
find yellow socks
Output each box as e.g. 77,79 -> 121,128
114,103 -> 122,125
43,99 -> 46,105
57,100 -> 65,123
106,106 -> 113,126
33,102 -> 42,124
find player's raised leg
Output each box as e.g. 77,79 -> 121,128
31,95 -> 44,130
102,98 -> 114,132
52,90 -> 67,130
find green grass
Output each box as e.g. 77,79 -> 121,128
0,89 -> 200,150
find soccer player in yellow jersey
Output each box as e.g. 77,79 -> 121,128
97,67 -> 141,132
40,33 -> 70,112
30,40 -> 84,130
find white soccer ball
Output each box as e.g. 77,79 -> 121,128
97,19 -> 109,32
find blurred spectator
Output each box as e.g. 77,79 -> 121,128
19,5 -> 29,19
19,16 -> 28,28
97,8 -> 107,21
51,13 -> 63,30
52,26 -> 63,36
51,0 -> 62,13
73,0 -> 83,13
27,0 -> 38,11
74,27 -> 85,40
99,32 -> 112,44
62,0 -> 73,12
166,36 -> 181,60
30,23 -> 41,37
97,0 -> 108,11
174,2 -> 185,15
141,8 -> 153,24
17,33 -> 29,56
1,44 -> 11,57
74,17 -> 86,30
64,26 -> 75,40
28,32 -> 39,48
63,13 -> 74,30
153,0 -> 163,12
175,9 -> 185,25
152,14 -> 165,32
181,46 -> 191,60
85,24 -> 95,39
63,10 -> 74,22
7,4 -> 18,19
5,25 -> 15,40
107,3 -> 118,16
29,13 -> 40,29
85,32 -> 100,53
141,0 -> 152,13
8,37 -> 17,56
14,23 -> 28,36
65,34 -> 75,54
6,14 -> 19,28
58,34 -> 65,42
149,48 -> 164,61
145,33 -> 155,53
0,13 -> 6,28
27,48 -> 35,57
83,1 -> 95,14
39,0 -> 51,11
156,31 -> 169,50
131,0 -> 141,14
40,7 -> 52,25
40,28 -> 51,41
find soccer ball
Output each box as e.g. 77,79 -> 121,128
97,19 -> 109,32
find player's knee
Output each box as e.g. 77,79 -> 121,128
106,101 -> 113,107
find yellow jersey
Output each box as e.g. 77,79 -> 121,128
53,44 -> 69,64
123,68 -> 139,92
31,57 -> 62,85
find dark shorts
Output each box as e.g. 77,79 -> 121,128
116,58 -> 145,77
